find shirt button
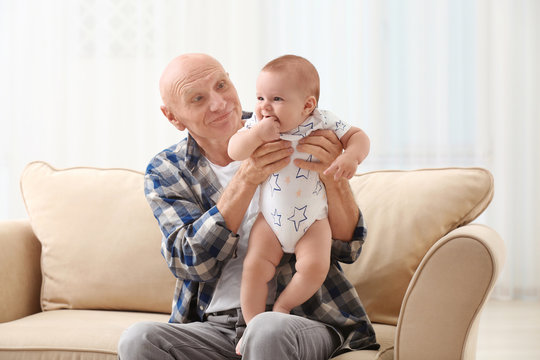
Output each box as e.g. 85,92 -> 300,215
199,305 -> 204,311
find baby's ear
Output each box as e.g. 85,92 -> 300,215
303,96 -> 317,115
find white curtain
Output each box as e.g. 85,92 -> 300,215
1,0 -> 538,300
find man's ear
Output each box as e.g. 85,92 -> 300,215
161,105 -> 186,131
302,96 -> 317,116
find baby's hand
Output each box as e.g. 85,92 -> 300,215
323,152 -> 358,180
256,116 -> 280,142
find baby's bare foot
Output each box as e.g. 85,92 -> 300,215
235,336 -> 243,356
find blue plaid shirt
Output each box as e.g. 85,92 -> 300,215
144,113 -> 378,354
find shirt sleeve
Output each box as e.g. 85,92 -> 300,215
330,208 -> 367,264
144,154 -> 239,282
318,109 -> 352,139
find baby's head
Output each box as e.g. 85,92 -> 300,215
256,55 -> 320,133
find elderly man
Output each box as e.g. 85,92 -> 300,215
118,53 -> 377,360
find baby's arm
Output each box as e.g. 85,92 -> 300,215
228,116 -> 281,161
323,127 -> 370,180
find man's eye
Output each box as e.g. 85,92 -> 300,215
193,96 -> 203,102
217,81 -> 226,89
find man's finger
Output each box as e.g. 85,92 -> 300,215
294,158 -> 326,172
257,147 -> 294,167
264,156 -> 291,174
252,140 -> 292,158
302,129 -> 340,146
295,143 -> 332,163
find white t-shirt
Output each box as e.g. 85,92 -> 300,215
205,160 -> 276,313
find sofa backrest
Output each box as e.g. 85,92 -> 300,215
21,161 -> 175,314
345,168 -> 493,325
20,162 -> 493,325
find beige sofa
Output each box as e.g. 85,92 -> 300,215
0,161 -> 505,360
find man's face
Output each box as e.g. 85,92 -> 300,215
164,56 -> 243,144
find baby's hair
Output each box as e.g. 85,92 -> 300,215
262,55 -> 320,102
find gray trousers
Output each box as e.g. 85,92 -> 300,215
118,311 -> 342,360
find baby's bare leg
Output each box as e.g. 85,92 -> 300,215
273,218 -> 332,314
241,213 -> 283,324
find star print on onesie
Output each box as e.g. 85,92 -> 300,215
240,109 -> 352,253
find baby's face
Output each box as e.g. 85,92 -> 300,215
255,70 -> 310,133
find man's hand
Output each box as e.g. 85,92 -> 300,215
294,129 -> 359,241
294,129 -> 344,185
239,139 -> 293,186
218,140 -> 292,233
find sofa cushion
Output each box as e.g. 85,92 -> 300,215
0,310 -> 169,360
20,161 -> 175,313
344,167 -> 494,325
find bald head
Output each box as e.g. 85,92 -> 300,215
159,53 -> 225,107
157,54 -> 242,151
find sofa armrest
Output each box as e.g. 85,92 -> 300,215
0,219 -> 42,323
395,224 -> 505,360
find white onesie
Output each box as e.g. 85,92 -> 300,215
242,109 -> 352,253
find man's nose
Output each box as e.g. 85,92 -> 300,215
209,92 -> 226,112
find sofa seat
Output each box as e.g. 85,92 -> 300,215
0,309 -> 394,360
0,310 -> 169,360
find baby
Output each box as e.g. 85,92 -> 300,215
228,55 -> 370,334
